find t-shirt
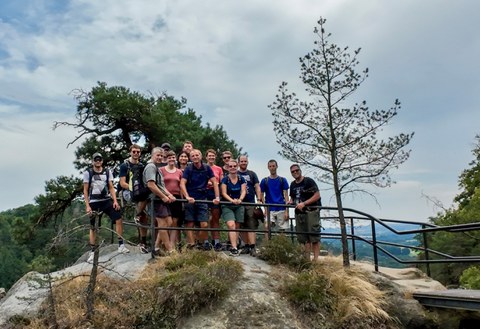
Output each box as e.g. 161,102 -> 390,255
238,169 -> 260,203
182,163 -> 215,199
221,175 -> 246,200
207,164 -> 223,190
289,176 -> 320,213
143,163 -> 168,197
83,168 -> 113,203
260,176 -> 289,211
160,166 -> 183,196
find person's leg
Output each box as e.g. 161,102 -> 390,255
185,221 -> 195,245
210,207 -> 221,242
169,217 -> 179,247
312,241 -> 320,261
226,220 -> 237,249
156,216 -> 173,252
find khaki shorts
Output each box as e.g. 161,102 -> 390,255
295,210 -> 321,243
266,210 -> 290,230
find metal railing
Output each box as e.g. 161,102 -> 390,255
113,199 -> 480,275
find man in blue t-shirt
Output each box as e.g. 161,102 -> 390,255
180,149 -> 220,249
260,159 -> 289,237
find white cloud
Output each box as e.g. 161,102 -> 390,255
0,0 -> 478,222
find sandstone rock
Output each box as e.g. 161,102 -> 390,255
0,244 -> 151,326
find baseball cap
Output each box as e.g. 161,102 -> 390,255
161,142 -> 171,150
92,152 -> 103,160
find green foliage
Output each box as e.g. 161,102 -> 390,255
423,135 -> 480,285
460,266 -> 480,289
258,235 -> 312,271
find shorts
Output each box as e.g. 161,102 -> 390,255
267,210 -> 290,230
241,205 -> 259,229
153,201 -> 171,218
295,210 -> 321,244
184,203 -> 209,222
89,199 -> 122,226
221,205 -> 245,223
168,197 -> 183,219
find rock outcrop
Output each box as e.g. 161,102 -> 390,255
0,246 -> 443,328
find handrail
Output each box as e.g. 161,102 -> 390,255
116,197 -> 480,273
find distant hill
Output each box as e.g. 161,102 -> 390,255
319,222 -> 421,268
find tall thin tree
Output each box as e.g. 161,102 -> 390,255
270,17 -> 413,267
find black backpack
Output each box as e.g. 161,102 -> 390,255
126,161 -> 150,202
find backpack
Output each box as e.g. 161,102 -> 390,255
87,168 -> 111,200
126,161 -> 151,202
262,176 -> 285,194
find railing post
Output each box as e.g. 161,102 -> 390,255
150,197 -> 156,258
371,218 -> 379,272
422,224 -> 431,277
350,217 -> 357,261
266,205 -> 272,240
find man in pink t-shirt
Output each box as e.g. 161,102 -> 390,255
206,149 -> 224,250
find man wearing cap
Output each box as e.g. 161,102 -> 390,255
161,142 -> 171,165
83,152 -> 129,263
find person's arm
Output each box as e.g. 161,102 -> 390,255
254,182 -> 262,203
147,180 -> 170,202
210,176 -> 220,205
180,177 -> 194,203
297,190 -> 320,211
108,180 -> 120,209
83,183 -> 91,214
238,182 -> 247,204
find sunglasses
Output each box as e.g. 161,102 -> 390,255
94,158 -> 103,162
131,150 -> 141,154
223,156 -> 231,159
291,169 -> 300,174
228,165 -> 237,168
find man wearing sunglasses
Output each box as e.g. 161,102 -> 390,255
288,164 -> 321,261
83,152 -> 129,263
221,150 -> 233,177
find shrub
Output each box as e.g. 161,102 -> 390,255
258,235 -> 312,271
460,266 -> 480,289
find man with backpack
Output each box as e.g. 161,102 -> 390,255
260,159 -> 290,238
238,155 -> 263,256
83,152 -> 129,263
118,144 -> 150,253
288,164 -> 322,261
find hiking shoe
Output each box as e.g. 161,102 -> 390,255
87,251 -> 95,263
214,242 -> 223,252
229,248 -> 239,257
138,243 -> 149,254
203,242 -> 213,251
240,246 -> 251,255
118,244 -> 130,254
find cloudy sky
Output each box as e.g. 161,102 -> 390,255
1,0 -> 479,222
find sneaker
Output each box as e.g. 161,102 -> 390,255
240,246 -> 251,255
203,242 -> 213,251
118,244 -> 130,254
229,248 -> 239,257
138,243 -> 149,254
214,242 -> 223,252
87,251 -> 95,263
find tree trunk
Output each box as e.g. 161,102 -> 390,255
333,174 -> 350,267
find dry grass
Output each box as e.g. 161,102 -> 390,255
266,248 -> 399,329
25,250 -> 243,329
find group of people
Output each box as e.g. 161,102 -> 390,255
82,141 -> 322,262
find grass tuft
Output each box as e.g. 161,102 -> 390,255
258,235 -> 312,271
